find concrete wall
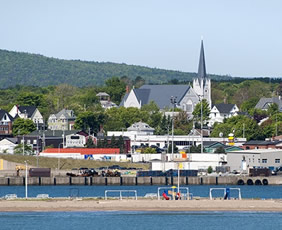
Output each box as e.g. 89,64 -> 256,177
0,175 -> 281,186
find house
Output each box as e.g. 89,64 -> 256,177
9,105 -> 43,126
242,140 -> 282,150
18,129 -> 80,153
0,110 -> 14,137
120,40 -> 212,115
204,141 -> 243,153
48,109 -> 76,130
0,137 -> 18,154
255,96 -> 282,112
209,103 -> 239,126
96,92 -> 117,109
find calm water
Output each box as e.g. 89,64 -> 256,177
1,185 -> 282,199
0,211 -> 282,230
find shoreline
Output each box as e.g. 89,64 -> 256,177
1,199 -> 282,212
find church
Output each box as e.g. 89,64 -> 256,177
120,40 -> 212,116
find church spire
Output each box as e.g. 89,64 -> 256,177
197,39 -> 207,80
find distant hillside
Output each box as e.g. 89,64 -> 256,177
0,49 -> 233,88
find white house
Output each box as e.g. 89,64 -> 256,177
9,105 -> 43,125
120,40 -> 212,115
209,103 -> 239,127
0,138 -> 18,154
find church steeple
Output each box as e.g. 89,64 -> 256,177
197,39 -> 207,81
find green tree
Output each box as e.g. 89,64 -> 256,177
85,138 -> 95,148
74,111 -> 107,134
14,144 -> 34,155
12,118 -> 36,136
207,166 -> 213,174
143,147 -> 157,154
192,99 -> 210,125
104,77 -> 126,104
118,135 -> 124,153
110,135 -> 117,148
268,103 -> 279,116
240,97 -> 259,113
214,146 -> 226,153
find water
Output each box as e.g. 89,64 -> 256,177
1,185 -> 282,199
0,211 -> 282,230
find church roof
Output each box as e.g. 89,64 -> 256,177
197,40 -> 207,87
138,85 -> 190,109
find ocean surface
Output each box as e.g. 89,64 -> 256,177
0,211 -> 282,230
1,185 -> 282,199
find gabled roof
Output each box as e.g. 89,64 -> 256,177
0,110 -> 14,121
53,109 -> 76,119
138,85 -> 190,109
18,106 -> 37,118
127,121 -> 155,132
255,97 -> 282,111
5,137 -> 18,144
243,140 -> 282,146
214,103 -> 236,113
133,88 -> 150,106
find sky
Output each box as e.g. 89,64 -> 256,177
0,0 -> 282,78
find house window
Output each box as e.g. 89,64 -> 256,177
258,159 -> 260,163
275,159 -> 280,164
214,113 -> 216,117
262,159 -> 267,163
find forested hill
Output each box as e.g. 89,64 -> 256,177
0,49 -> 233,88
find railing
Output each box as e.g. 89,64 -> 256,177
105,190 -> 137,200
209,188 -> 241,200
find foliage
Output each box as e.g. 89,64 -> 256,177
210,115 -> 263,140
188,145 -> 203,153
267,103 -> 279,116
104,77 -> 126,104
14,144 -> 34,155
0,49 -> 232,88
74,111 -> 107,134
85,138 -> 95,148
214,146 -> 226,153
192,99 -> 211,125
240,97 -> 259,113
12,118 -> 36,136
143,147 -> 157,154
168,143 -> 178,153
207,166 -> 213,174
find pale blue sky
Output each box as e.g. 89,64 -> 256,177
0,0 -> 281,78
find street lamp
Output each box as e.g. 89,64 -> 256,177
58,143 -> 64,170
170,96 -> 177,161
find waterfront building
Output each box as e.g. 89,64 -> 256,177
227,149 -> 282,172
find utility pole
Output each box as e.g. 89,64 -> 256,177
200,95 -> 203,154
171,96 -> 177,161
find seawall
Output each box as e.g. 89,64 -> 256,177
0,175 -> 281,186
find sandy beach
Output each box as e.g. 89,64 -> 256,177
1,199 -> 282,212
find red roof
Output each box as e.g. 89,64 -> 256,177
42,148 -> 120,155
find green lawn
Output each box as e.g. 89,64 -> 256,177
0,154 -> 149,170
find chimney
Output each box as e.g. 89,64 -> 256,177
126,85 -> 130,93
223,97 -> 227,104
